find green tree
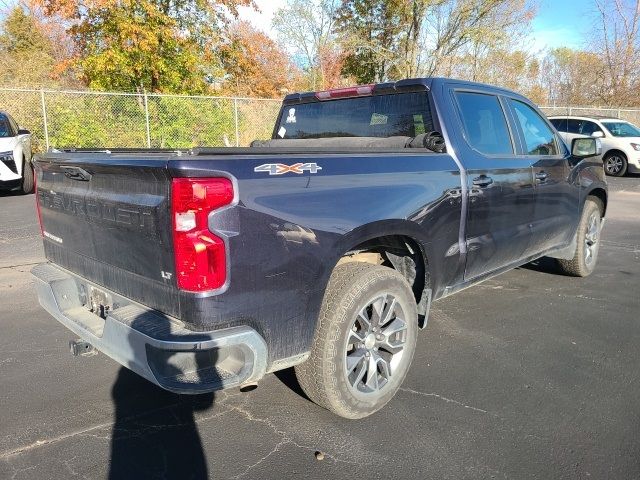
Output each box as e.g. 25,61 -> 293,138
335,0 -> 405,83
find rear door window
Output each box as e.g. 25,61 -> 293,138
578,120 -> 603,136
276,92 -> 433,139
454,91 -> 513,155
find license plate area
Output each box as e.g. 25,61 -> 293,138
87,285 -> 113,319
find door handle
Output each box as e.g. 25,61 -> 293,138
535,171 -> 548,182
60,165 -> 92,181
472,175 -> 493,188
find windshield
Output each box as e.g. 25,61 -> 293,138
601,121 -> 640,137
275,92 -> 433,139
0,115 -> 11,138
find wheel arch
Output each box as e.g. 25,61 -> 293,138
586,187 -> 607,217
330,220 -> 432,328
603,148 -> 627,160
12,144 -> 24,175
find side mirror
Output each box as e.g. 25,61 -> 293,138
571,137 -> 601,158
591,130 -> 604,138
17,128 -> 30,135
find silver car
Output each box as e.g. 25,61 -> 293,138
549,115 -> 640,176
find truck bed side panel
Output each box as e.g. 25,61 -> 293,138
36,151 -> 462,366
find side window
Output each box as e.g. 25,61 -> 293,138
550,118 -> 580,133
579,120 -> 602,136
510,100 -> 558,155
549,118 -> 565,131
567,119 -> 581,133
454,91 -> 513,155
7,115 -> 18,136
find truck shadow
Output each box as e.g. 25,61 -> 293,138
108,314 -> 215,480
273,367 -> 310,401
517,257 -> 563,275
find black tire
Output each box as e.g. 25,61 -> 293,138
557,198 -> 603,277
603,152 -> 627,177
20,157 -> 34,194
295,262 -> 418,419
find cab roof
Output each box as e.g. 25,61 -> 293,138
548,115 -> 622,122
283,77 -> 525,105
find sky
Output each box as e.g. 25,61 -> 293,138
238,0 -> 596,54
530,0 -> 595,52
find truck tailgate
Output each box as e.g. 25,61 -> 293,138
35,154 -> 176,306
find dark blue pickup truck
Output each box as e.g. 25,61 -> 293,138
32,78 -> 607,418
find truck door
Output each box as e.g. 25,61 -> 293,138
448,89 -> 536,281
507,100 -> 580,254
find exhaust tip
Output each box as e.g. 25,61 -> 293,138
239,382 -> 258,393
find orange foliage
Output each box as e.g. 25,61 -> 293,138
221,21 -> 304,98
318,45 -> 350,89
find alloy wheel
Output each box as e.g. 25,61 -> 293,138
605,156 -> 624,175
584,211 -> 600,266
344,294 -> 407,395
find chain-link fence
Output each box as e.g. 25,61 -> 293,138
0,87 -> 281,152
3,86 -> 640,151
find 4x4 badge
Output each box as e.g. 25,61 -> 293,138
254,163 -> 322,175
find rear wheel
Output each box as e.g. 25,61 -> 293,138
557,198 -> 603,277
603,152 -> 627,177
20,157 -> 34,194
295,262 -> 418,419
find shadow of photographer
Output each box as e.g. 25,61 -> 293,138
108,313 -> 216,479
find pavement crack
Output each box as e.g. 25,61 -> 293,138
0,422 -> 115,460
5,462 -> 37,480
0,261 -> 41,271
228,404 -> 360,478
1,402 -> 237,459
399,387 -> 499,417
231,439 -> 291,479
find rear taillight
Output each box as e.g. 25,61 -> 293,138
314,84 -> 374,100
34,171 -> 43,236
171,177 -> 234,292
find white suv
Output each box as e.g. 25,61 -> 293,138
0,110 -> 33,194
549,115 -> 640,176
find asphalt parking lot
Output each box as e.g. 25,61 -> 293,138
1,176 -> 639,480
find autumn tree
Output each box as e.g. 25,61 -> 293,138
272,0 -> 343,89
220,21 -> 304,97
592,0 -> 640,106
336,0 -> 536,83
34,0 -> 255,93
334,0 -> 403,83
539,48 -> 606,106
0,6 -> 57,87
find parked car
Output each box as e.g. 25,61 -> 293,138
31,78 -> 606,419
0,111 -> 33,194
549,115 -> 640,177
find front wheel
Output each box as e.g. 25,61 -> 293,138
20,157 -> 34,194
603,152 -> 627,177
295,262 -> 418,419
557,198 -> 603,277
